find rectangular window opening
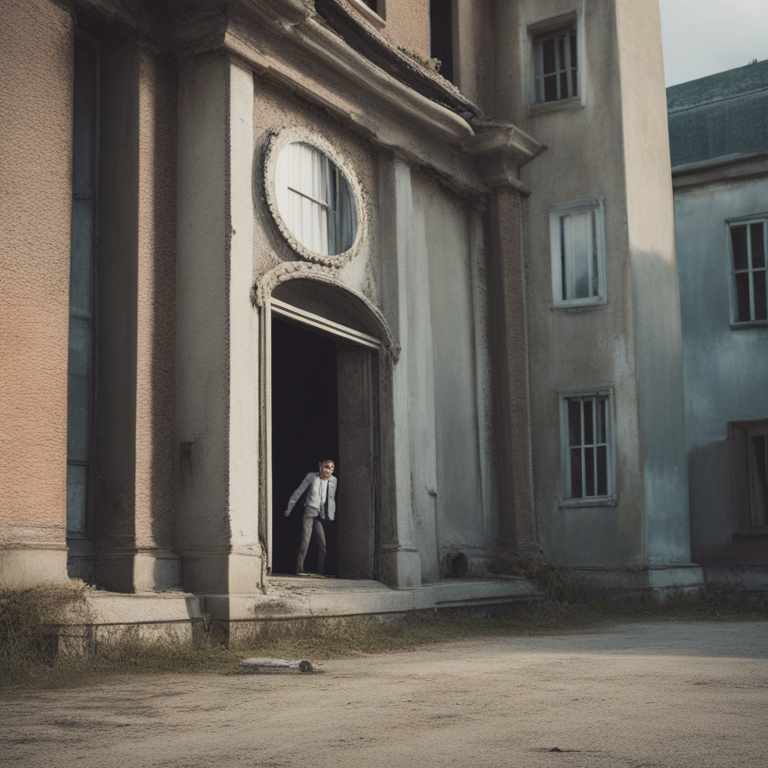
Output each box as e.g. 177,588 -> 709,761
534,26 -> 578,104
550,198 -> 605,308
561,391 -> 613,502
730,219 -> 768,324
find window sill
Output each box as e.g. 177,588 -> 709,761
347,0 -> 386,28
733,529 -> 768,539
559,495 -> 617,509
551,298 -> 607,312
730,320 -> 768,331
529,97 -> 582,116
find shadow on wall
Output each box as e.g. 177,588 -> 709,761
688,439 -> 731,561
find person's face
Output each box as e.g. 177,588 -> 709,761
319,462 -> 334,479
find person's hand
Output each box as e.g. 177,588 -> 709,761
284,509 -> 291,517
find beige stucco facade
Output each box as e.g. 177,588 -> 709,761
0,0 -> 715,622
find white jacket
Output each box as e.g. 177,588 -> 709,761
287,472 -> 337,520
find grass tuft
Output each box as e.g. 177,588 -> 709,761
488,553 -> 583,602
0,582 -> 89,681
1,587 -> 767,693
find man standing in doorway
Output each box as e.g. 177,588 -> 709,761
284,460 -> 337,575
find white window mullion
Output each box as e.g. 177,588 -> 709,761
565,214 -> 574,300
580,399 -> 586,496
747,226 -> 755,321
586,210 -> 594,298
536,43 -> 543,102
592,398 -> 598,495
606,401 -> 612,495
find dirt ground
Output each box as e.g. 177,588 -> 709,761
2,620 -> 767,768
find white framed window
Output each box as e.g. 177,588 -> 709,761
349,0 -> 386,28
533,25 -> 578,104
559,386 -> 615,506
728,217 -> 767,325
274,142 -> 358,258
550,197 -> 606,308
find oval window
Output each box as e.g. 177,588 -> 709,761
274,142 -> 358,256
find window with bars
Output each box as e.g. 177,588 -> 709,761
729,419 -> 768,533
274,142 -> 358,257
550,198 -> 606,307
729,219 -> 767,324
560,390 -> 613,502
534,26 -> 578,103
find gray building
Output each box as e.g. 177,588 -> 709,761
2,0 -> 733,634
669,60 -> 768,591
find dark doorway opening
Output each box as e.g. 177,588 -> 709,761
271,317 -> 339,575
270,301 -> 378,581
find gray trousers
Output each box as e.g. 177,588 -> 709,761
296,514 -> 326,574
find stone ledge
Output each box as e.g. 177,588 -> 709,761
204,576 -> 539,622
57,590 -> 206,649
570,564 -> 706,597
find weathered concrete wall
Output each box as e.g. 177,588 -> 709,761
176,56 -> 261,595
377,158 -> 423,588
396,171 -> 439,582
675,174 -> 768,565
134,45 -> 178,561
381,0 -> 431,61
615,0 -> 691,565
417,174 -> 490,570
496,0 -> 690,568
227,61 -> 261,591
175,55 -> 232,592
95,36 -> 140,578
504,0 -> 644,566
95,35 -> 179,591
0,0 -> 73,584
453,0 -> 495,115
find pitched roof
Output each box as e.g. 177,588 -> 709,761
666,59 -> 768,168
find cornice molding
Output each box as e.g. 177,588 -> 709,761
171,8 -> 490,198
183,25 -> 473,143
164,0 -> 542,200
672,151 -> 768,190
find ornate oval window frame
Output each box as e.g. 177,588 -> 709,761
263,128 -> 367,268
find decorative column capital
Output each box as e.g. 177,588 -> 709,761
465,126 -> 545,192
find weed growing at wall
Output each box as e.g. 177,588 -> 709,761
0,582 -> 89,682
1,587 -> 767,693
488,552 -> 583,602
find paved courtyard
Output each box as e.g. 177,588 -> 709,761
3,620 -> 767,768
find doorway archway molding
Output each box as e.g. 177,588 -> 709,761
252,261 -> 399,361
254,263 -> 398,578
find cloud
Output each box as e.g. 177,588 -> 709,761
659,0 -> 768,85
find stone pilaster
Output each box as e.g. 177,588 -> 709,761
175,54 -> 262,595
468,128 -> 543,556
94,38 -> 180,592
377,157 -> 424,588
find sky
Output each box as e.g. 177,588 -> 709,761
659,0 -> 768,86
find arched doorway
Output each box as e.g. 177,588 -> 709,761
261,276 -> 388,580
